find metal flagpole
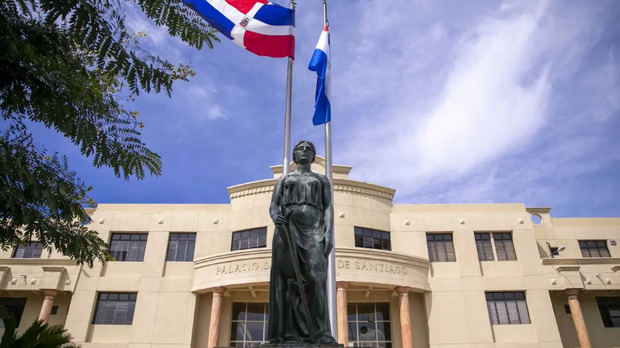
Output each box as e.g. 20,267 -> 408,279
322,0 -> 338,340
283,0 -> 296,176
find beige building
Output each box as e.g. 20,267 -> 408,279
1,157 -> 619,348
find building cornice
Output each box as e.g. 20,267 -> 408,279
0,258 -> 78,266
526,207 -> 551,214
227,178 -> 395,201
542,257 -> 620,265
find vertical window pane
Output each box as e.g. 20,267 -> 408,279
230,303 -> 268,345
494,233 -> 517,261
426,233 -> 456,262
485,292 -> 530,325
92,292 -> 137,325
357,322 -> 375,341
0,298 -> 27,328
476,235 -> 494,261
167,233 -> 196,261
354,227 -> 391,251
348,303 -> 392,347
376,321 -> 391,341
597,297 -> 620,327
231,228 -> 267,251
579,240 -> 610,258
13,242 -> 43,259
109,233 -> 147,261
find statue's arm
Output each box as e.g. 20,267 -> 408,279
270,176 -> 287,225
321,175 -> 334,255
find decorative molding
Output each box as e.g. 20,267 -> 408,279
227,179 -> 276,199
0,259 -> 77,266
555,266 -> 580,272
526,207 -> 551,214
335,248 -> 429,269
194,248 -> 272,269
270,155 -> 352,176
227,178 -> 395,201
543,257 -> 620,266
332,179 -> 394,200
192,247 -> 430,292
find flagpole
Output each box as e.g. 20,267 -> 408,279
322,0 -> 338,341
283,0 -> 296,176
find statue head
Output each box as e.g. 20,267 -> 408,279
292,140 -> 316,164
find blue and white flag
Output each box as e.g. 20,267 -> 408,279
308,26 -> 331,125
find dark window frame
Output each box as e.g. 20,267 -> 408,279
108,233 -> 148,262
354,227 -> 391,251
597,297 -> 620,327
230,302 -> 268,346
231,227 -> 267,251
493,232 -> 517,261
475,232 -> 517,261
166,232 -> 196,262
485,291 -> 531,325
475,233 -> 494,261
12,242 -> 43,259
0,297 -> 27,328
579,240 -> 611,258
347,302 -> 392,348
92,292 -> 137,325
426,233 -> 456,262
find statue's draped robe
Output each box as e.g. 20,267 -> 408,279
268,173 -> 331,343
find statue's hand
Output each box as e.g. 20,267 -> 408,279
273,214 -> 288,225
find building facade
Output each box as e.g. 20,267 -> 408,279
1,157 -> 619,348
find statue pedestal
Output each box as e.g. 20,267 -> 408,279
259,345 -> 344,348
216,345 -> 343,348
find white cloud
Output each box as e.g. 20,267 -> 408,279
413,6 -> 551,177
333,1 -> 601,199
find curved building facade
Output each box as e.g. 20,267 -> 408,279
1,157 -> 620,347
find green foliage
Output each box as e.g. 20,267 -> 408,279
0,0 -> 220,265
0,308 -> 80,348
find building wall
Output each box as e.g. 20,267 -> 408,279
0,159 -> 619,347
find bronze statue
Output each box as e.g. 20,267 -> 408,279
267,140 -> 337,345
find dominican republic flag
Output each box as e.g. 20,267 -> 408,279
308,26 -> 331,125
183,0 -> 295,58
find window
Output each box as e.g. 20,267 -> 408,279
12,242 -> 43,258
475,233 -> 494,261
0,298 -> 26,328
231,228 -> 267,251
230,302 -> 268,347
475,232 -> 517,261
92,292 -> 137,325
597,297 -> 620,327
485,292 -> 530,325
166,232 -> 196,262
493,233 -> 517,260
426,233 -> 456,262
109,233 -> 147,261
354,227 -> 391,251
579,240 -> 611,257
347,303 -> 392,348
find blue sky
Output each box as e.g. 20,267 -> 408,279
31,0 -> 620,217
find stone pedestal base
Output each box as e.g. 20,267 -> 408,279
217,345 -> 343,348
259,345 -> 344,348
